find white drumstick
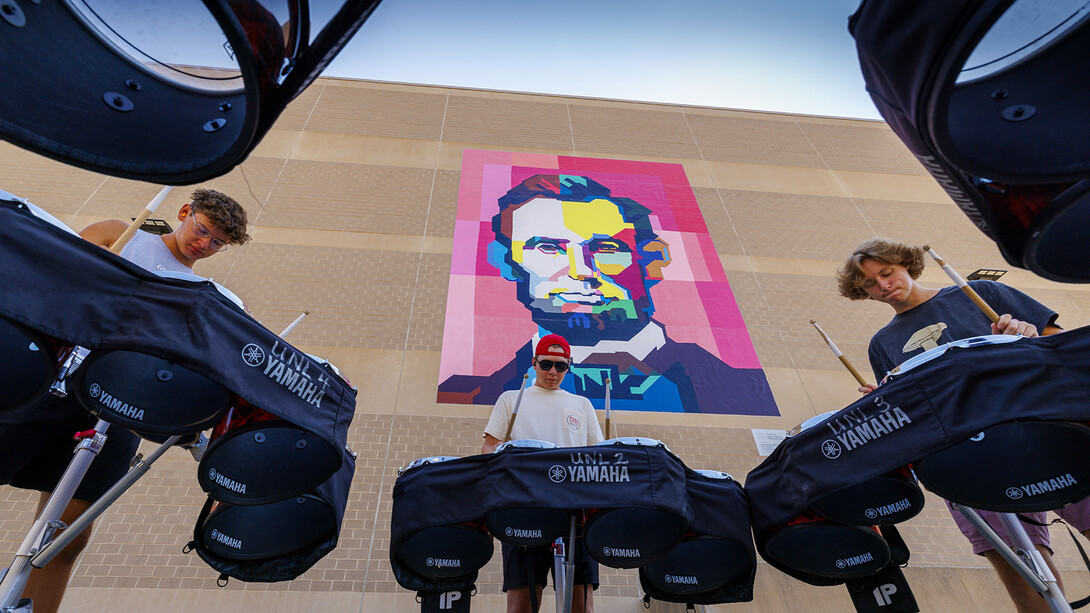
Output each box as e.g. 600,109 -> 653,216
811,319 -> 871,388
604,377 -> 612,439
503,374 -> 531,442
109,186 -> 173,254
279,311 -> 310,338
923,245 -> 1000,323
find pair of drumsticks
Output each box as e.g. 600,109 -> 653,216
812,246 -> 1003,387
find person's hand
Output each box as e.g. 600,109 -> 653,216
992,313 -> 1038,337
858,383 -> 878,394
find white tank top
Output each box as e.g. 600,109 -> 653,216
118,230 -> 191,274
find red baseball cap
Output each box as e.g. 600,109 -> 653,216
535,334 -> 571,359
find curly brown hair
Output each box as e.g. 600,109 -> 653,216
836,238 -> 925,300
189,189 -> 250,245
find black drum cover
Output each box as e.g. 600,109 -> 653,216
584,507 -> 688,569
191,446 -> 355,583
641,535 -> 752,599
198,406 -> 341,506
395,523 -> 495,582
198,495 -> 336,561
915,421 -> 1090,512
810,466 -> 925,526
485,507 -> 571,548
72,349 -> 231,437
0,316 -> 56,411
758,514 -> 890,585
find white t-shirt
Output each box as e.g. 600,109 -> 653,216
484,385 -> 604,448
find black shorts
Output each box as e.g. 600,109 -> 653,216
0,393 -> 140,503
501,539 -> 599,592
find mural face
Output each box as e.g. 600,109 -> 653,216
438,151 -> 778,416
508,196 -> 659,344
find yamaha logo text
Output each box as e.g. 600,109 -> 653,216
1007,474 -> 1078,500
88,383 -> 145,421
241,340 -> 332,408
548,451 -> 632,484
836,552 -> 874,569
823,395 -> 911,456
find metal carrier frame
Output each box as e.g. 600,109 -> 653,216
955,504 -> 1073,613
0,415 -> 192,612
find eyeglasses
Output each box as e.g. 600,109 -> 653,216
192,218 -> 229,251
536,359 -> 569,373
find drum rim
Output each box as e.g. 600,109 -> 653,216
595,436 -> 669,451
495,439 -> 559,452
890,333 -> 1023,377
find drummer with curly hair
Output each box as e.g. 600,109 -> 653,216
837,236 -> 1087,613
0,189 -> 250,613
481,333 -> 604,613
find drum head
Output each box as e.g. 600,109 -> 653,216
810,468 -> 925,525
198,495 -> 336,561
495,439 -> 558,452
641,535 -> 753,597
198,421 -> 341,506
72,350 -> 232,436
0,317 -> 56,411
485,507 -> 571,547
584,507 -> 687,568
760,521 -> 889,582
915,421 -> 1090,512
395,524 -> 494,581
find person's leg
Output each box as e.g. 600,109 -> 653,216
22,493 -> 93,613
983,545 -> 1063,613
501,543 -> 550,613
950,502 -> 1061,613
1055,496 -> 1090,539
506,585 -> 546,613
571,584 -> 593,613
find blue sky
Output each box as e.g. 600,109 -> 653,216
328,0 -> 881,119
75,0 -> 880,119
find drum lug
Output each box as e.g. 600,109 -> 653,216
184,432 -> 209,462
48,345 -> 90,397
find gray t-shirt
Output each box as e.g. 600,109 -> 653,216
118,230 -> 190,273
867,280 -> 1057,379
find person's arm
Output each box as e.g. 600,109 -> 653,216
481,433 -> 502,454
78,219 -> 128,248
481,392 -> 512,454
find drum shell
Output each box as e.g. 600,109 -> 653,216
71,349 -> 232,437
191,446 -> 355,583
584,506 -> 687,569
393,522 -> 495,582
0,316 -> 57,411
915,421 -> 1090,512
640,535 -> 753,601
639,467 -> 757,603
198,400 -> 342,505
756,514 -> 890,585
810,466 -> 925,526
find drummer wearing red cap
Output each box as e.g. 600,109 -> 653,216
482,333 -> 604,613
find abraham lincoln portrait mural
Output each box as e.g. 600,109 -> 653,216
437,150 -> 778,416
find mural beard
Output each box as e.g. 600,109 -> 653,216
523,292 -> 654,347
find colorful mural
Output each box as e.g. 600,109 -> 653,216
437,150 -> 778,415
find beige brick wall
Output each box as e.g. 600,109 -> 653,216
2,76 -> 1089,612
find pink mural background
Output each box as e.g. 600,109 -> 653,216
439,150 -> 763,385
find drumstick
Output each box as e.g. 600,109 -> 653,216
604,377 -> 612,439
502,374 -> 531,442
278,311 -> 310,338
811,319 -> 871,388
923,245 -> 1000,323
108,186 -> 173,254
